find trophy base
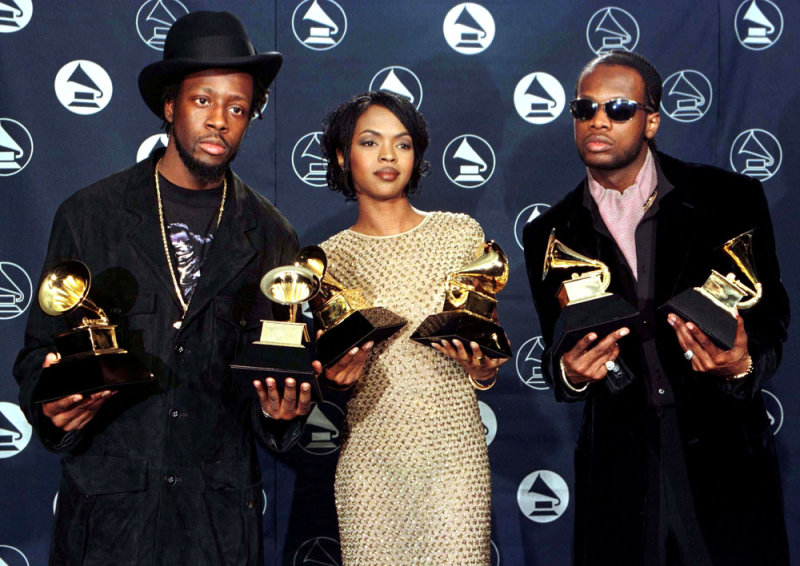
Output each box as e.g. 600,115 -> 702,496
33,351 -> 154,404
552,294 -> 639,357
230,344 -> 323,402
316,307 -> 407,368
660,289 -> 737,350
410,311 -> 511,358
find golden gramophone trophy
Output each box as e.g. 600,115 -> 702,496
410,240 -> 512,358
230,246 -> 324,401
305,251 -> 406,368
33,260 -> 153,404
660,230 -> 762,350
542,229 -> 638,356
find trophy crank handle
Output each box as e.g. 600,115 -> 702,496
737,282 -> 763,310
79,296 -> 109,325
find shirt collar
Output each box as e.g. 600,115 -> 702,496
586,149 -> 657,209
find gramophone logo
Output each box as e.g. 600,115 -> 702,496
513,72 -> 565,125
0,545 -> 30,566
586,7 -> 639,55
729,128 -> 782,181
299,400 -> 344,455
518,470 -> 569,523
735,0 -> 783,50
490,540 -> 500,566
0,262 -> 32,320
136,0 -> 189,51
54,60 -> 113,115
514,203 -> 550,249
369,66 -> 423,109
516,336 -> 549,391
443,3 -> 495,55
0,0 -> 32,33
761,389 -> 784,436
443,134 -> 496,189
478,400 -> 497,446
293,536 -> 341,566
292,132 -> 328,188
137,133 -> 169,162
661,70 -> 713,123
292,0 -> 347,51
0,118 -> 33,176
0,402 -> 33,458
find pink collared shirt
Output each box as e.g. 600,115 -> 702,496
587,150 -> 657,280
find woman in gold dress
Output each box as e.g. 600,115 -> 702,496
318,91 -> 509,565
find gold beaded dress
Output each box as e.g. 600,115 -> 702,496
321,212 -> 492,565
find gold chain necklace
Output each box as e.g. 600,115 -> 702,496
154,159 -> 227,329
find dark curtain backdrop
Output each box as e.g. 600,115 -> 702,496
1,2 -> 796,565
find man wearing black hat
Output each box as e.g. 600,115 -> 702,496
14,11 -> 369,565
523,51 -> 789,565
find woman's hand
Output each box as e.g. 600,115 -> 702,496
431,339 -> 508,385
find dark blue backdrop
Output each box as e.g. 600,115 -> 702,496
1,2 -> 797,565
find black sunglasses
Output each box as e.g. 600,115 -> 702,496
569,98 -> 654,122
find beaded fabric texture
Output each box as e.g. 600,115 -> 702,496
321,211 -> 492,565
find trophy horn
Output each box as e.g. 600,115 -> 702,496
542,229 -> 610,290
294,245 -> 327,281
260,246 -> 324,320
38,260 -> 108,324
448,240 -> 509,295
722,230 -> 762,309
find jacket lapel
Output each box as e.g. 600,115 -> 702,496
653,154 -> 701,302
181,172 -> 258,328
123,152 -> 185,314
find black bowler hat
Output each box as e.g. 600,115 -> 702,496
138,11 -> 283,118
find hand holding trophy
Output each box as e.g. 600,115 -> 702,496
230,246 -> 325,401
306,252 -> 406,369
542,229 -> 638,357
411,240 -> 512,358
661,230 -> 762,350
33,260 -> 153,403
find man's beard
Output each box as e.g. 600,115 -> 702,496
173,132 -> 238,185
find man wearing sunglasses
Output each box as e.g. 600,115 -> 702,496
523,51 -> 789,566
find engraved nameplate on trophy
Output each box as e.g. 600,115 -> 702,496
230,247 -> 324,401
33,260 -> 154,404
543,229 -> 638,357
660,230 -> 762,350
411,240 -> 512,358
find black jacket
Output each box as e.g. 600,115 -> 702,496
523,152 -> 790,566
14,151 -> 303,565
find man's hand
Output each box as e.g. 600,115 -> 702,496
41,353 -> 116,431
317,340 -> 373,390
667,313 -> 751,377
431,339 -> 509,383
253,377 -> 312,420
561,327 -> 630,386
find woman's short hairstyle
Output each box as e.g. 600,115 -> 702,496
320,91 -> 431,200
